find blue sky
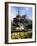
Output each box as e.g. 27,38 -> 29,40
11,6 -> 32,20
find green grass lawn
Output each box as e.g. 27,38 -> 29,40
11,31 -> 32,39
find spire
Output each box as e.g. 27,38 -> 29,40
16,8 -> 20,18
18,8 -> 20,15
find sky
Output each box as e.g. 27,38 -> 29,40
11,6 -> 32,21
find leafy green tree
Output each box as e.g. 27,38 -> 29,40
11,14 -> 32,32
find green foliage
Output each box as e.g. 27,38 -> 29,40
11,32 -> 32,39
11,17 -> 32,31
11,11 -> 32,39
11,21 -> 16,30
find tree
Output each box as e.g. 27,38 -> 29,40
11,14 -> 32,32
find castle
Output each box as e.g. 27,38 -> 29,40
13,10 -> 27,31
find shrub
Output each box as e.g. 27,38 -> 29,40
11,31 -> 32,39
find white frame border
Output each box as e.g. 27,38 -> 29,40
8,3 -> 35,43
